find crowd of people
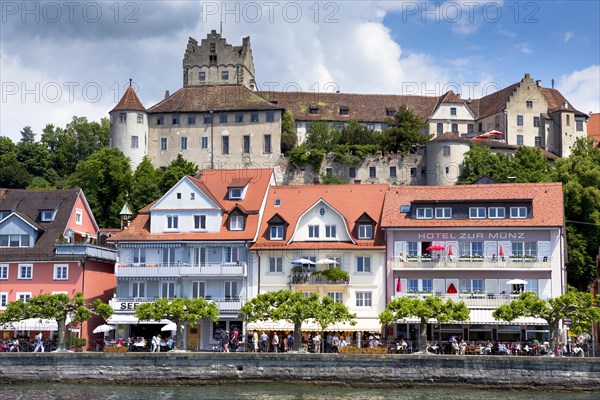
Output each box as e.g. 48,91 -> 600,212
0,332 -> 53,353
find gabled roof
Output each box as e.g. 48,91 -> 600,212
252,184 -> 389,250
381,183 -> 564,228
0,188 -> 86,261
110,86 -> 146,113
467,83 -> 518,119
2,211 -> 45,231
256,91 -> 438,123
110,169 -> 274,242
588,113 -> 600,144
539,87 -> 588,117
147,85 -> 282,114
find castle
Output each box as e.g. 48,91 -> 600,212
109,30 -> 589,185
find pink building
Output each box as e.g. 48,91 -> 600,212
0,189 -> 117,349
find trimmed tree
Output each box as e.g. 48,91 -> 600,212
0,293 -> 113,352
313,295 -> 356,352
240,290 -> 320,351
492,290 -> 600,354
136,298 -> 219,351
379,296 -> 470,353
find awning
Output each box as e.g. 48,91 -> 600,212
246,318 -> 381,332
398,309 -> 547,325
107,314 -> 172,325
0,317 -> 72,331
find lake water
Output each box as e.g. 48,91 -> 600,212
1,383 -> 598,400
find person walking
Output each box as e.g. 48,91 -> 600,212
252,330 -> 259,353
33,332 -> 44,352
272,332 -> 279,353
260,331 -> 269,352
151,334 -> 159,352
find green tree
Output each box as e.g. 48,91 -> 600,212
305,121 -> 340,152
27,176 -> 54,190
66,116 -> 110,161
281,110 -> 297,154
0,163 -> 32,188
381,105 -> 430,153
313,295 -> 356,352
552,138 -> 600,289
240,290 -> 321,351
339,120 -> 380,146
379,296 -> 470,352
40,123 -> 78,179
16,141 -> 51,178
131,156 -> 163,213
0,293 -> 112,351
19,126 -> 35,144
160,154 -> 199,193
136,298 -> 219,351
67,147 -> 132,228
493,290 -> 600,354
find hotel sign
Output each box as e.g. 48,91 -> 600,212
111,302 -> 144,311
395,230 -> 551,242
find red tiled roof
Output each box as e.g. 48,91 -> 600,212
110,168 -> 274,242
110,86 -> 146,113
381,183 -> 564,228
147,85 -> 282,114
256,91 -> 438,122
252,184 -> 389,250
539,88 -> 587,116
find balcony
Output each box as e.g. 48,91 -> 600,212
115,262 -> 246,278
392,292 -> 545,307
290,273 -> 350,286
392,256 -> 551,270
55,243 -> 117,262
110,296 -> 243,312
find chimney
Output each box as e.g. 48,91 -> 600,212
536,80 -> 542,87
165,90 -> 170,99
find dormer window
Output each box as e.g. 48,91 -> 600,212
270,225 -> 284,240
40,210 -> 55,222
339,106 -> 349,116
358,224 -> 373,239
400,205 -> 411,213
450,107 -> 457,116
309,106 -> 318,115
229,188 -> 243,200
416,208 -> 433,219
434,207 -> 451,219
386,107 -> 396,116
230,215 -> 244,231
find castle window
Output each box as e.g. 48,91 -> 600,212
467,124 -> 474,133
495,115 -> 500,129
533,116 -> 540,127
243,135 -> 250,154
221,71 -> 229,80
264,134 -> 272,154
566,115 -> 570,126
250,112 -> 259,122
535,136 -> 543,147
203,114 -> 212,124
410,167 -> 417,177
222,136 -> 230,155
436,123 -> 443,135
450,107 -> 457,116
349,167 -> 356,178
517,135 -> 524,145
209,54 -> 217,64
576,120 -> 583,131
160,137 -> 168,151
201,136 -> 208,149
389,166 -> 397,178
266,111 -> 275,122
172,114 -> 180,125
369,167 -> 376,178
181,137 -> 188,151
199,72 -> 205,81
443,146 -> 451,156
235,112 -> 244,123
137,113 -> 144,123
131,136 -> 139,149
210,43 -> 216,52
526,100 -> 533,109
188,115 -> 196,125
517,115 -> 523,126
451,123 -> 458,133
119,113 -> 126,123
219,113 -> 228,123
478,122 -> 483,132
156,116 -> 164,125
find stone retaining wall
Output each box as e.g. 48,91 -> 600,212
1,353 -> 599,391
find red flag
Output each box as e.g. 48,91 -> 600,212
396,278 -> 402,292
448,245 -> 453,256
499,244 -> 504,257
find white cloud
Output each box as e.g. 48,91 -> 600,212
558,65 -> 600,114
498,29 -> 516,38
517,43 -> 532,54
563,31 -> 574,43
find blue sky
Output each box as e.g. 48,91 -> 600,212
0,1 -> 598,142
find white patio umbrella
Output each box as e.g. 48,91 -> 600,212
506,279 -> 528,285
161,322 -> 177,331
316,258 -> 338,265
291,258 -> 315,265
92,324 -> 115,334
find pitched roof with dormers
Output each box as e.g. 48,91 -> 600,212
109,168 -> 274,242
147,85 -> 282,114
0,188 -> 93,261
381,182 -> 564,228
252,184 -> 389,250
256,91 -> 439,123
110,86 -> 146,113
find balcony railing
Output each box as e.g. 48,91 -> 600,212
55,243 -> 118,262
392,256 -> 551,270
115,262 -> 246,277
392,292 -> 548,307
290,273 -> 350,286
110,297 -> 244,312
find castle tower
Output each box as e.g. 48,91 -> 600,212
183,30 -> 256,90
109,81 -> 148,168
